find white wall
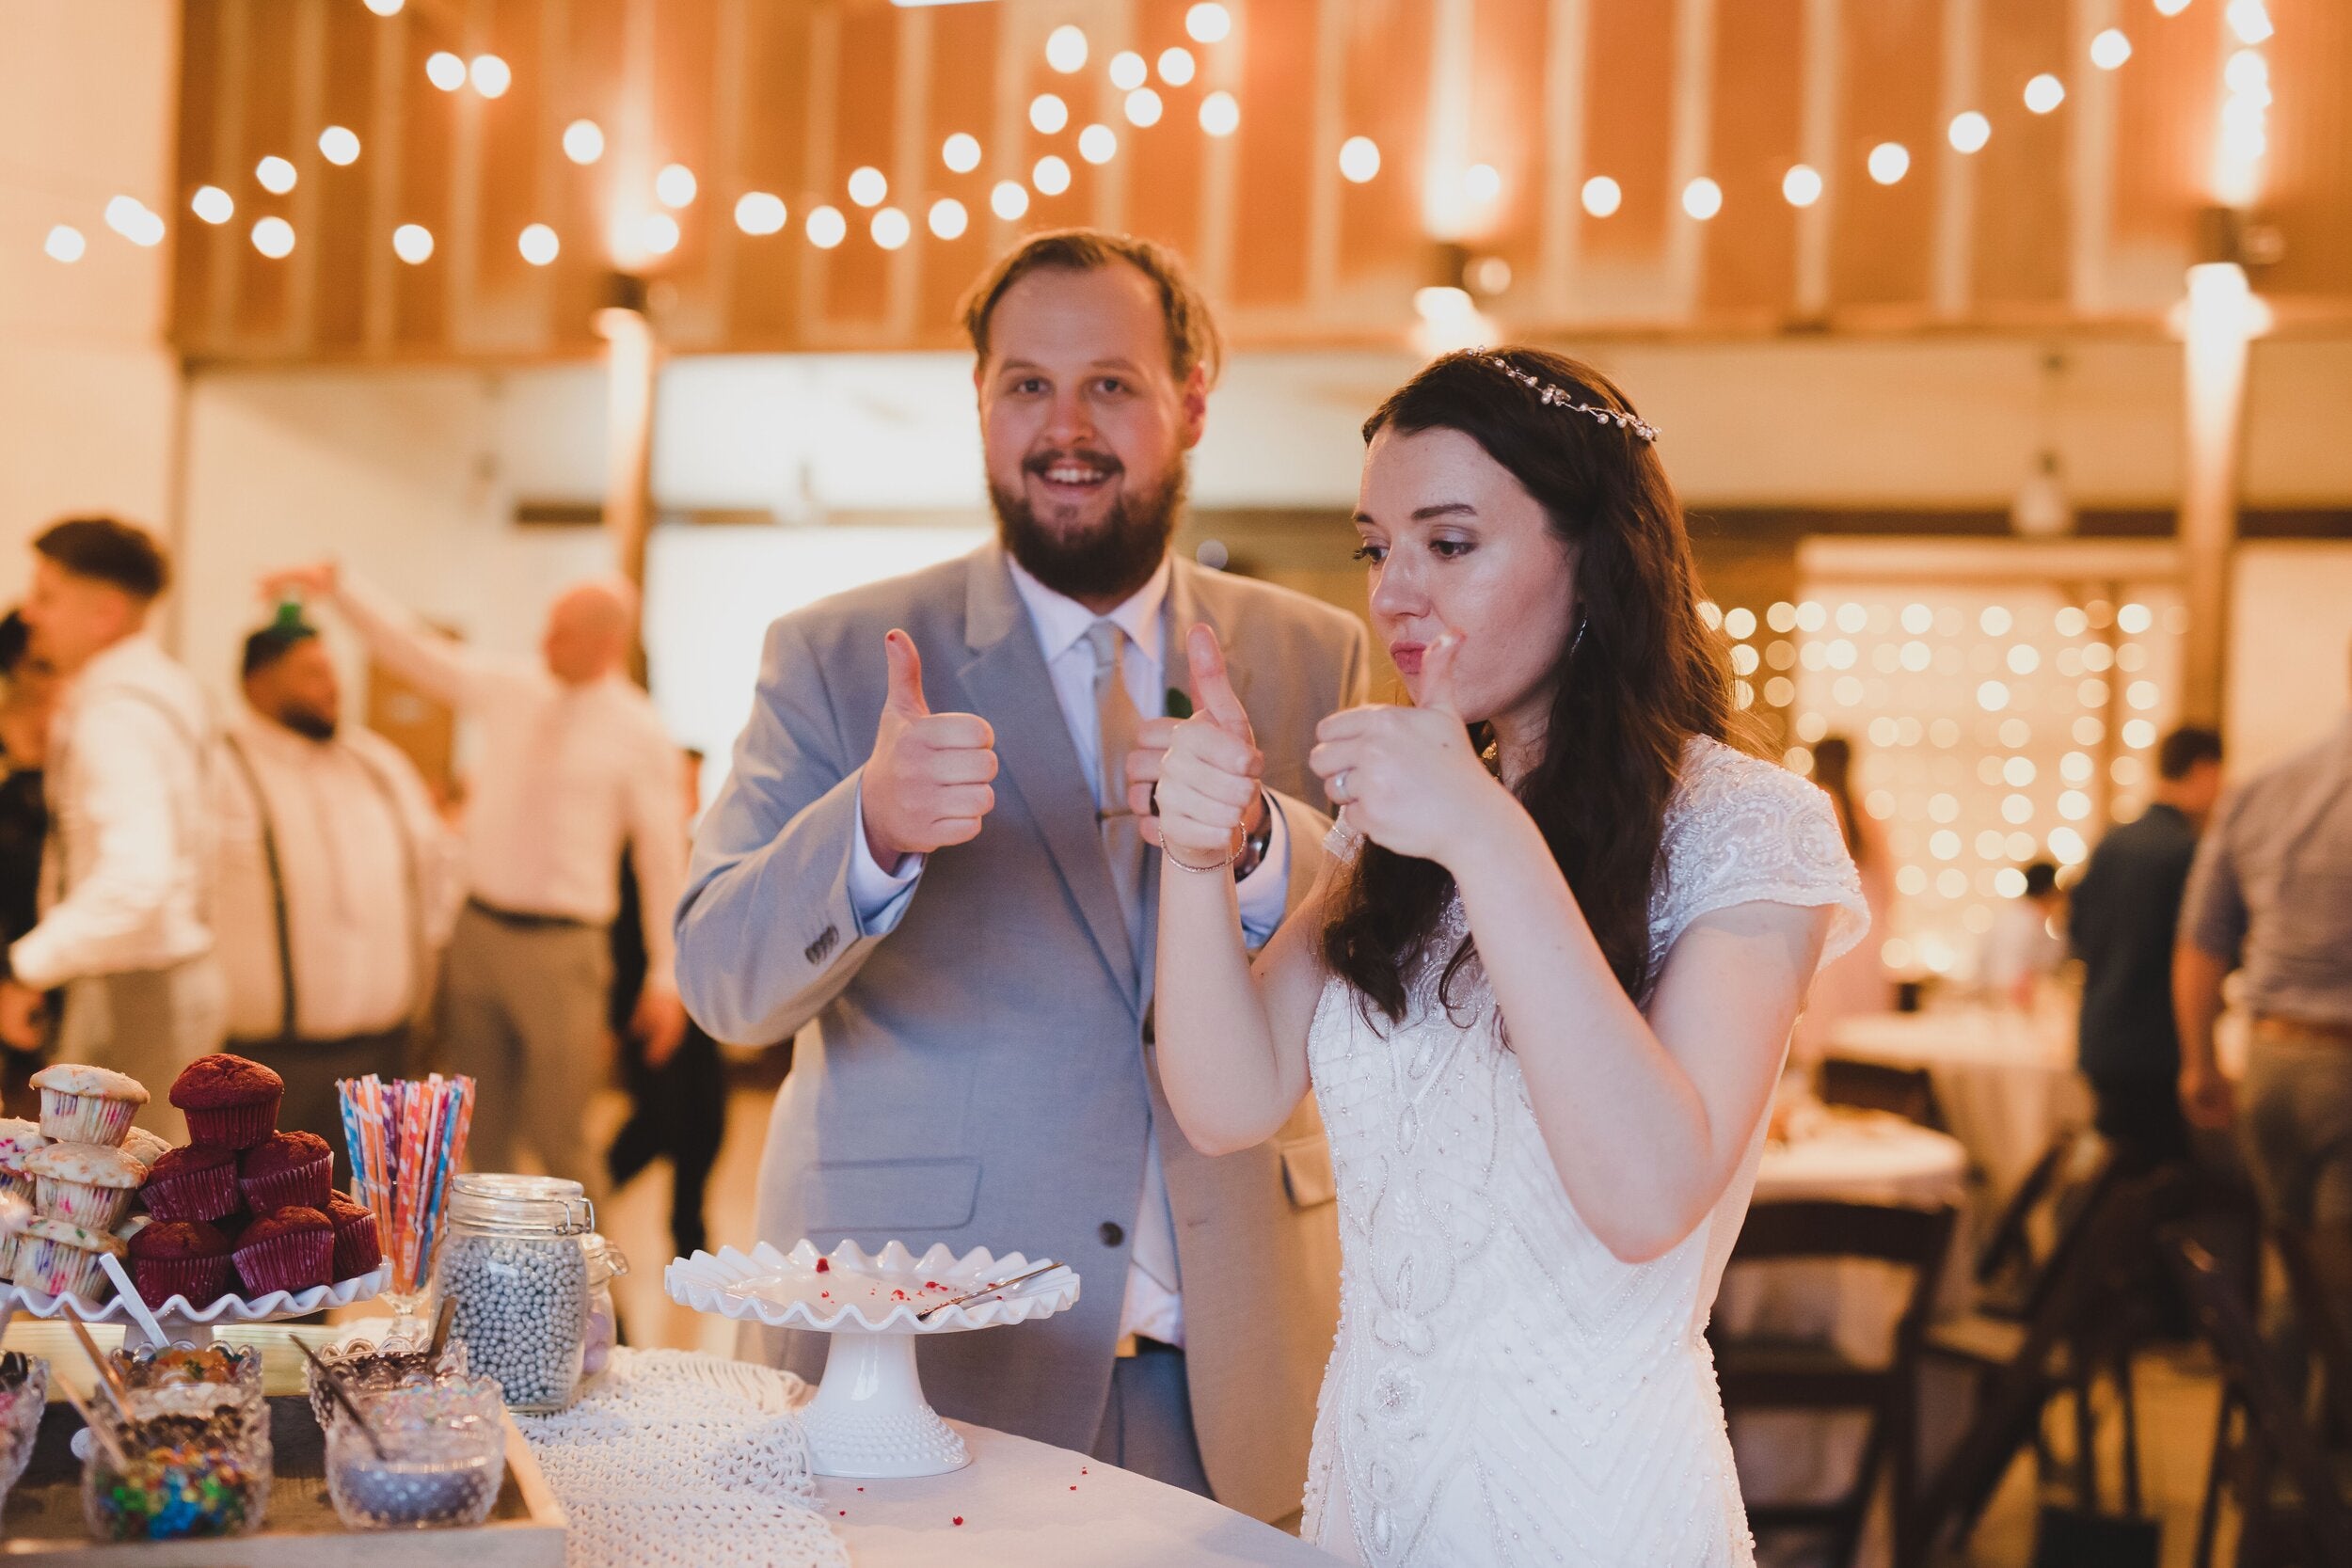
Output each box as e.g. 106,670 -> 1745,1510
0,1 -> 182,599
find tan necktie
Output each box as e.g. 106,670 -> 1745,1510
1088,620 -> 1148,966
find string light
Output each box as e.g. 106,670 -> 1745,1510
362,0 -> 403,13
1581,175 -> 1621,216
318,125 -> 361,165
1158,47 -> 1196,87
942,134 -> 981,174
1867,142 -> 1911,183
1079,123 -> 1119,163
635,213 -> 678,254
928,197 -> 968,239
1339,135 -> 1380,182
2090,28 -> 2133,68
1186,4 -> 1232,43
392,223 -> 434,263
805,205 -> 846,247
1782,164 -> 1823,207
251,215 -> 295,258
1109,52 -> 1147,91
986,180 -> 1025,220
190,185 -> 234,224
2226,0 -> 2272,43
1681,177 -> 1723,219
1948,111 -> 1992,152
2153,0 -> 2190,14
734,192 -> 787,235
1033,155 -> 1072,196
256,155 -> 297,195
847,166 -> 887,207
44,225 -> 86,262
1125,88 -> 1164,127
425,52 -> 466,91
656,164 -> 697,208
1045,24 -> 1089,73
517,223 -> 559,263
2024,73 -> 2066,113
1030,93 -> 1069,135
469,55 -> 511,97
563,119 -> 604,165
871,207 -> 911,249
1199,92 -> 1238,137
1463,163 -> 1501,204
103,196 -> 166,246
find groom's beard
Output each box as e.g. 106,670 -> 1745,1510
990,448 -> 1185,605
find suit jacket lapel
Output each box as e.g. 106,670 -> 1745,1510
958,546 -> 1141,1013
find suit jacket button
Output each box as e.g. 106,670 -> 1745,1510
1099,1221 -> 1125,1248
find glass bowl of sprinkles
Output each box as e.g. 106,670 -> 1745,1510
326,1374 -> 507,1530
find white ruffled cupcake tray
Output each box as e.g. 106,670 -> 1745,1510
667,1239 -> 1078,1479
0,1263 -> 389,1349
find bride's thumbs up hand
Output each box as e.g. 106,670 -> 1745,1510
1310,632 -> 1504,868
1151,624 -> 1264,865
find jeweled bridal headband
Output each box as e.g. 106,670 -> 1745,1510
1477,353 -> 1661,445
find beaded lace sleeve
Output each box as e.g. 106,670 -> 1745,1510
1646,737 -> 1869,976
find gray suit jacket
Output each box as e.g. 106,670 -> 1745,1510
676,543 -> 1370,1521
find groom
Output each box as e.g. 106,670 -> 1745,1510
676,230 -> 1367,1519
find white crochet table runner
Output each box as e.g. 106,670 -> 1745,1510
512,1347 -> 849,1568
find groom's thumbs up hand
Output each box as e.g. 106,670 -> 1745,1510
863,629 -> 999,871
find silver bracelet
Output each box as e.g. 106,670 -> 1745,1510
1165,843 -> 1239,874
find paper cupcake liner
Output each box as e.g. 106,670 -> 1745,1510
0,1232 -> 19,1279
0,1170 -> 32,1209
12,1235 -> 113,1301
141,1161 -> 242,1224
133,1251 -> 233,1310
32,1176 -> 136,1232
239,1157 -> 331,1216
182,1094 -> 281,1150
232,1227 -> 331,1296
329,1211 -> 382,1282
36,1091 -> 136,1149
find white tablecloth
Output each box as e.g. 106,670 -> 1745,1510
818,1423 -> 1338,1566
1826,1006 -> 2090,1196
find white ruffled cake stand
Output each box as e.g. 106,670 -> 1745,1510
666,1239 -> 1078,1479
0,1264 -> 389,1350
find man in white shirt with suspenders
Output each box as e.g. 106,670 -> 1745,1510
213,615 -> 458,1148
0,518 -> 222,1128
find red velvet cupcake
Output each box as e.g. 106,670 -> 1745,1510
238,1131 -> 332,1213
325,1193 -> 382,1281
140,1144 -> 242,1223
127,1220 -> 233,1309
168,1054 -> 283,1148
230,1206 -> 333,1295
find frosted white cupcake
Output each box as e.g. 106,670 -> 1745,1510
28,1065 -> 149,1148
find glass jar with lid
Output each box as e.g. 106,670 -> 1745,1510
580,1233 -> 629,1380
434,1174 -> 594,1414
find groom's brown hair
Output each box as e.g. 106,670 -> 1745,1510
958,228 -> 1224,388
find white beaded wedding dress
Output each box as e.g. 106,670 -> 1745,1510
1301,737 -> 1867,1567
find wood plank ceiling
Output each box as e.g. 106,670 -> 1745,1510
171,0 -> 2352,363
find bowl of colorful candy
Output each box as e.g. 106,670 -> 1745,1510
79,1399 -> 272,1541
0,1352 -> 49,1501
326,1374 -> 506,1530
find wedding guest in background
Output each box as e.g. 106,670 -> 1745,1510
213,614 -> 458,1149
607,747 -> 728,1259
2178,638 -> 2352,1306
0,611 -> 59,1117
255,562 -> 689,1203
1982,858 -> 2066,1010
1793,735 -> 1893,1065
2070,724 -> 2223,1174
1,518 -> 222,1126
678,229 -> 1368,1519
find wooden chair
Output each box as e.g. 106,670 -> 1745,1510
1818,1057 -> 1949,1133
1712,1199 -> 1959,1568
2165,1230 -> 2352,1568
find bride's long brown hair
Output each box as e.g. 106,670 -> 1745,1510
1322,348 -> 1740,1022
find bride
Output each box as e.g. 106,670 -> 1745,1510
1146,348 -> 1867,1565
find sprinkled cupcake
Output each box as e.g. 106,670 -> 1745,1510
28,1065 -> 148,1148
120,1126 -> 171,1169
24,1143 -> 146,1230
12,1215 -> 126,1301
325,1193 -> 382,1281
238,1131 -> 332,1213
0,1118 -> 43,1208
140,1144 -> 241,1224
127,1220 -> 234,1310
231,1206 -> 332,1296
168,1054 -> 284,1149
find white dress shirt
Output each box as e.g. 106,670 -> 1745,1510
329,578 -> 689,984
214,709 -> 461,1040
10,635 -> 214,990
846,557 -> 1293,1349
